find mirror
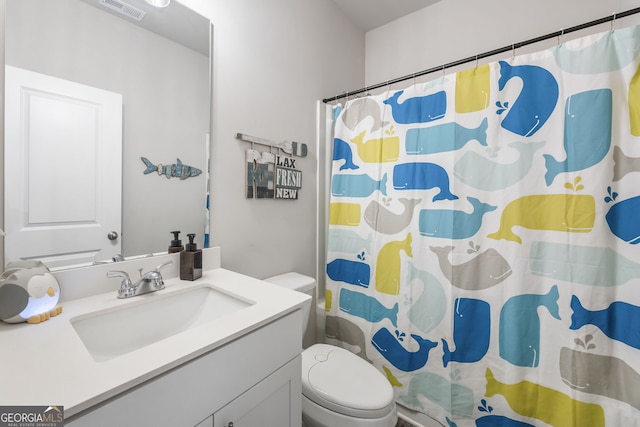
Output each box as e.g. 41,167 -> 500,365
4,0 -> 211,268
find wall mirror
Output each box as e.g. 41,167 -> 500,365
4,0 -> 211,269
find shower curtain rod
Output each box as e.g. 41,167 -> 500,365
322,6 -> 640,103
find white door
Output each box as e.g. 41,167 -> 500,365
5,65 -> 123,268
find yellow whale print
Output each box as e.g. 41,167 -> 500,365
375,233 -> 413,295
329,203 -> 361,226
325,289 -> 332,311
455,64 -> 491,113
351,131 -> 400,163
487,193 -> 595,244
383,366 -> 403,387
485,368 -> 604,427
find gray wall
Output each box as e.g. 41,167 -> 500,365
365,0 -> 640,86
181,0 -> 364,281
5,0 -> 209,258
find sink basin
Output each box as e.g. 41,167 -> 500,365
71,285 -> 253,362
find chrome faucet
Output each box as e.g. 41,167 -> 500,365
107,260 -> 173,299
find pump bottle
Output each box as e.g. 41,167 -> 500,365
180,233 -> 202,281
168,231 -> 184,253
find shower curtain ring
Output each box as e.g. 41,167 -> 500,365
512,43 -> 516,60
611,13 -> 617,31
475,54 -> 479,69
557,28 -> 564,46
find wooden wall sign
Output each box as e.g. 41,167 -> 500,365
246,149 -> 275,199
246,149 -> 303,200
275,155 -> 302,200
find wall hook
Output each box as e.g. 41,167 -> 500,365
237,133 -> 308,157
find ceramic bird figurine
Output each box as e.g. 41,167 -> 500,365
0,260 -> 62,324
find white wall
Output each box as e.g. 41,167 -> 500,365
180,0 -> 365,280
365,0 -> 640,87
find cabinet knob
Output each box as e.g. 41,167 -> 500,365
227,423 -> 234,427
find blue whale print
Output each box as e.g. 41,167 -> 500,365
499,285 -> 561,367
371,327 -> 438,372
326,259 -> 370,287
476,416 -> 535,427
406,118 -> 488,155
398,371 -> 475,417
606,195 -> 640,244
454,140 -> 546,191
333,138 -> 359,171
327,229 -> 372,254
339,288 -> 399,327
529,241 -> 640,286
442,298 -> 491,367
418,196 -> 497,239
393,162 -> 458,201
571,296 -> 640,350
543,89 -> 612,186
383,90 -> 447,124
331,173 -> 387,197
406,264 -> 447,334
498,61 -> 559,137
552,25 -> 640,73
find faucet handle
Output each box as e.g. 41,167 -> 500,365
107,270 -> 134,298
148,261 -> 173,290
154,260 -> 173,273
107,270 -> 132,285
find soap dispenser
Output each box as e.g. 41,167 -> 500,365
169,231 -> 184,253
180,233 -> 202,281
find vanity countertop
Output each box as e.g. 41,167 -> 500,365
0,267 -> 309,417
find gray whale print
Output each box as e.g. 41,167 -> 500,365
324,315 -> 371,362
341,97 -> 389,132
559,347 -> 640,410
430,245 -> 512,290
363,198 -> 421,234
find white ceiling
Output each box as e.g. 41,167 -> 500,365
80,0 -> 210,55
332,0 -> 441,31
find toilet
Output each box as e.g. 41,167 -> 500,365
265,272 -> 398,427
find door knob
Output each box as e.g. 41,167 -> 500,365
108,231 -> 119,240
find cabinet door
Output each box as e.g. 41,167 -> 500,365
214,357 -> 301,427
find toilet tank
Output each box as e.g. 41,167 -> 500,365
264,272 -> 316,342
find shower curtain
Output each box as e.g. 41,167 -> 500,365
325,24 -> 640,427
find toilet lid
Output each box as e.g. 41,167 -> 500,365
302,344 -> 395,419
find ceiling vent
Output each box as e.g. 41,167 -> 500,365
99,0 -> 146,21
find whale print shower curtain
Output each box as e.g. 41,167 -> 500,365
325,24 -> 640,427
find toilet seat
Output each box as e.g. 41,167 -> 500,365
302,344 -> 395,419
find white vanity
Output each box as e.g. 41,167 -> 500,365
0,248 -> 308,427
